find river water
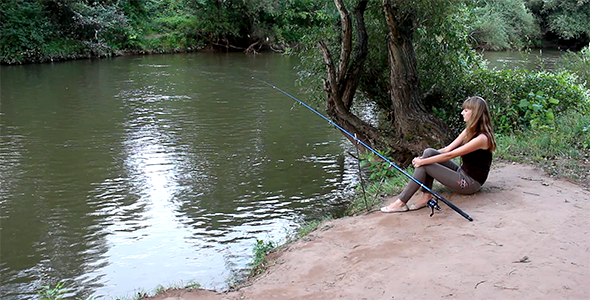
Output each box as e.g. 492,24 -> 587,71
0,53 -> 357,299
1,49 -> 566,299
482,48 -> 564,70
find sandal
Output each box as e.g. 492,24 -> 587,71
380,205 -> 409,213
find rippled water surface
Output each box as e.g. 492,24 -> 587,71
0,53 -> 357,299
482,48 -> 564,70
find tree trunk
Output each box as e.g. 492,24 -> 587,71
319,0 -> 453,166
383,0 -> 453,150
318,0 -> 382,151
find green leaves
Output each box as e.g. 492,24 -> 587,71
529,0 -> 590,40
0,0 -> 54,63
518,92 -> 560,129
249,239 -> 276,276
359,151 -> 398,181
469,0 -> 541,50
452,67 -> 590,134
38,282 -> 67,300
558,45 -> 590,89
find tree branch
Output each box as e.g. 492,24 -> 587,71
317,40 -> 338,97
342,0 -> 369,109
334,0 -> 352,87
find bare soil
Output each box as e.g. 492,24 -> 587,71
145,162 -> 590,300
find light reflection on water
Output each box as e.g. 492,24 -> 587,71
0,53 -> 357,299
482,48 -> 564,70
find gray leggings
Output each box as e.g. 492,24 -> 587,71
398,148 -> 481,203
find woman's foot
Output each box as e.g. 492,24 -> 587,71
380,199 -> 408,213
408,192 -> 432,211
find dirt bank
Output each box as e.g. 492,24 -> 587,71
145,162 -> 590,300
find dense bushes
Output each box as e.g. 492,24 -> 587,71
526,0 -> 590,46
433,67 -> 590,134
0,0 -> 334,64
0,0 -> 56,64
469,0 -> 541,50
0,0 -> 137,63
558,45 -> 590,89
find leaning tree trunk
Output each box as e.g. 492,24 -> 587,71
383,0 -> 453,152
318,0 -> 453,166
318,0 -> 385,152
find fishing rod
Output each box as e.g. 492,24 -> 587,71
252,77 -> 473,222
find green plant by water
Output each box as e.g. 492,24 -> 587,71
249,239 -> 276,277
518,91 -> 560,129
359,151 -> 400,181
37,282 -> 95,300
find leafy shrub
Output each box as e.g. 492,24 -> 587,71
558,45 -> 590,89
0,0 -> 54,64
359,151 -> 399,181
435,67 -> 590,134
38,282 -> 67,300
517,91 -> 559,129
469,0 -> 541,50
495,111 -> 590,185
526,0 -> 590,41
66,2 -> 130,55
249,239 -> 275,276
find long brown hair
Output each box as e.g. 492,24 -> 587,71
463,96 -> 496,151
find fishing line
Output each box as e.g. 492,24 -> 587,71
252,77 -> 473,221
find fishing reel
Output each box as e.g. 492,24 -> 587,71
427,198 -> 442,217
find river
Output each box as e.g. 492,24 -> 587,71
0,53 -> 357,299
0,49 -> 566,300
482,48 -> 564,70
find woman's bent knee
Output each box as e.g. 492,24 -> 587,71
422,148 -> 439,157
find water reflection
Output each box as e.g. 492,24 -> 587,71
0,53 -> 356,299
482,48 -> 564,70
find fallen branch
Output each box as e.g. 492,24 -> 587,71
245,40 -> 262,54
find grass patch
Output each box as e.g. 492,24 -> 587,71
346,165 -> 415,215
295,219 -> 323,239
129,280 -> 201,300
495,111 -> 590,186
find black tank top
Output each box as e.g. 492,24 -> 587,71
460,149 -> 492,185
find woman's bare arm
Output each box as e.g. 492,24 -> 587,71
414,134 -> 489,167
438,130 -> 466,153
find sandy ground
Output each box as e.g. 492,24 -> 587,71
145,162 -> 590,300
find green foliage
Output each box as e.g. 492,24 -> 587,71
527,0 -> 590,41
469,0 -> 541,50
518,91 -> 560,129
38,282 -> 67,300
495,111 -> 590,185
359,151 -> 399,181
435,66 -> 590,134
558,45 -> 590,88
270,0 -> 334,48
249,239 -> 275,276
37,281 -> 96,300
0,0 -> 54,63
1,0 -> 332,63
70,2 -> 130,48
415,3 -> 485,112
178,0 -> 332,51
0,0 -> 131,63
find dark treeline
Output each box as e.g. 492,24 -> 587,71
0,0 -> 333,64
1,0 -> 589,65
